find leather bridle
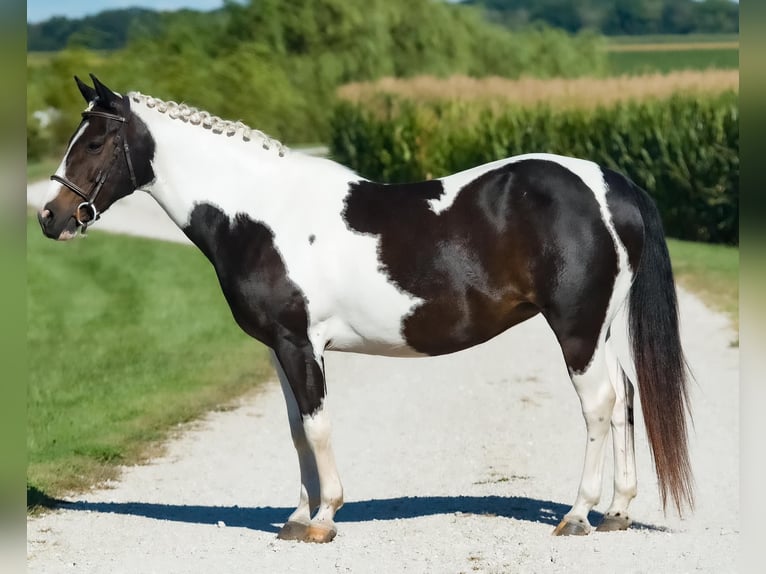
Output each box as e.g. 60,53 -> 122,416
50,95 -> 138,234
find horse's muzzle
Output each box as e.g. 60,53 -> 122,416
38,207 -> 78,241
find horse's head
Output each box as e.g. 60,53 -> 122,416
38,74 -> 155,240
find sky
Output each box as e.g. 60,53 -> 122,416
27,0 -> 226,23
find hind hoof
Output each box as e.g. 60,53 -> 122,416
277,519 -> 337,543
552,518 -> 591,536
596,513 -> 631,532
304,522 -> 337,543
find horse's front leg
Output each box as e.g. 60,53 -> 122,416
272,340 -> 343,543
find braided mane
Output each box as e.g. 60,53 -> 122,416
128,92 -> 288,157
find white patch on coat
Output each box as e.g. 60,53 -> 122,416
130,97 -> 423,357
430,153 -> 610,218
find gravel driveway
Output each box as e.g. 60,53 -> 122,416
27,182 -> 739,573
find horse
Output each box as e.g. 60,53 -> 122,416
38,75 -> 693,543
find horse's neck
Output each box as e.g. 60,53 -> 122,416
135,110 -> 359,251
142,126 -> 277,224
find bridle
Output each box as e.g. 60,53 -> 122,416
50,95 -> 138,234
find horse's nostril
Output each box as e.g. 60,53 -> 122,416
38,208 -> 55,235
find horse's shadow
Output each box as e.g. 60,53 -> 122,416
50,495 -> 665,533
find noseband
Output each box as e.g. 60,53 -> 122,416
50,95 -> 138,234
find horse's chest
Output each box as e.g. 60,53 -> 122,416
185,203 -> 312,346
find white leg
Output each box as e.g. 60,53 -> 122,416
597,340 -> 637,531
271,351 -> 320,533
271,349 -> 343,543
554,345 -> 616,536
302,405 -> 344,541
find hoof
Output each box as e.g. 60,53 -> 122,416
276,520 -> 309,541
303,523 -> 337,543
552,519 -> 591,536
596,513 -> 631,532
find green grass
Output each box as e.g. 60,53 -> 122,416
27,217 -> 274,508
667,238 -> 739,329
27,157 -> 61,182
608,47 -> 738,75
606,34 -> 739,45
603,32 -> 739,74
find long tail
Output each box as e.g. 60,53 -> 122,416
628,184 -> 694,515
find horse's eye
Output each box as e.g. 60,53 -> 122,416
87,140 -> 104,153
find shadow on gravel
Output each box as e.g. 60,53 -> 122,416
56,496 -> 665,533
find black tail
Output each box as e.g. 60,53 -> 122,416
629,184 -> 694,515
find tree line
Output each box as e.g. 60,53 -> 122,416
27,0 -> 739,53
28,0 -> 607,151
463,0 -> 739,35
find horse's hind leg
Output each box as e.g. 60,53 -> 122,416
596,334 -> 637,532
271,343 -> 344,543
550,339 -> 616,536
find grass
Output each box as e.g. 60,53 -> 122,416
337,70 -> 738,109
667,238 -> 739,330
608,48 -> 738,75
27,156 -> 61,182
603,33 -> 738,75
27,216 -> 274,509
606,34 -> 739,45
607,42 -> 738,52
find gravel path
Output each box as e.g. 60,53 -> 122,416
27,182 -> 739,573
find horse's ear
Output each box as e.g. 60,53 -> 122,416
74,75 -> 97,103
89,74 -> 120,109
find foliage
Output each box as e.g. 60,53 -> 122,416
329,91 -> 738,244
666,238 -> 738,328
462,0 -> 739,36
27,217 -> 272,498
27,0 -> 607,160
28,8 -> 167,51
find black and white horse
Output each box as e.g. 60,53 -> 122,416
38,75 -> 693,543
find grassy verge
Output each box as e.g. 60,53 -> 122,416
667,238 -> 739,330
27,217 -> 273,510
27,157 -> 61,182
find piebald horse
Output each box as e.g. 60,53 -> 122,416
39,75 -> 693,543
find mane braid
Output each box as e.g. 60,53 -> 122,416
128,91 -> 288,157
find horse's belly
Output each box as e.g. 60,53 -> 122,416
315,311 -> 426,358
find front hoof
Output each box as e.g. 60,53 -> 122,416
277,520 -> 309,541
552,518 -> 591,536
595,512 -> 631,532
304,523 -> 337,543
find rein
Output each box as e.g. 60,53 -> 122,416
50,95 -> 138,234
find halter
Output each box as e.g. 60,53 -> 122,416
50,95 -> 138,234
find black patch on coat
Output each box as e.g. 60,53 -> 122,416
183,203 -> 324,415
308,234 -> 316,245
343,159 -> 618,372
